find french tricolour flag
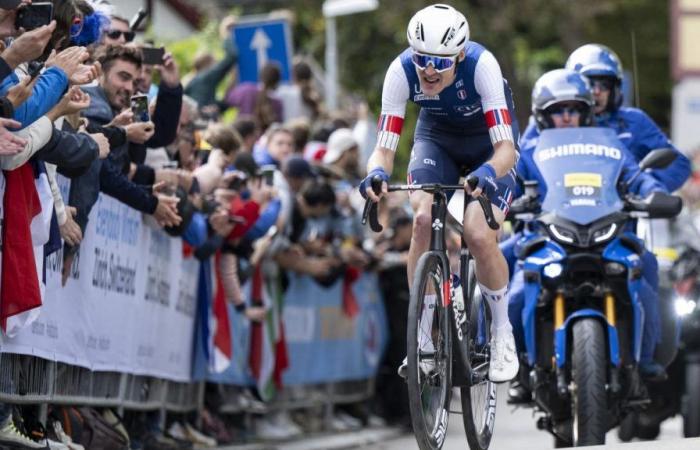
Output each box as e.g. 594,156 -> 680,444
1,161 -> 53,337
484,109 -> 512,128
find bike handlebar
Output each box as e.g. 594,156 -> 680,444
361,175 -> 499,233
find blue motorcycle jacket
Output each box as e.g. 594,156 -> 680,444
521,107 -> 691,192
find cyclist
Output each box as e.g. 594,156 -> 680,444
359,4 -> 520,382
506,68 -> 670,402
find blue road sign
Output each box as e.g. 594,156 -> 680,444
232,18 -> 293,83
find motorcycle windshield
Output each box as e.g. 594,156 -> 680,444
533,128 -> 625,226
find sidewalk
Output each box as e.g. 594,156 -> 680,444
211,426 -> 405,450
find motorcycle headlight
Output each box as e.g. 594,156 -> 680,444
593,223 -> 618,244
548,224 -> 575,244
674,297 -> 697,317
543,262 -> 563,278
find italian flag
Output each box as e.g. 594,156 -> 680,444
248,263 -> 288,401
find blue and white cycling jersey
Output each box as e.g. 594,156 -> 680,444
377,41 -> 516,152
376,41 -> 520,212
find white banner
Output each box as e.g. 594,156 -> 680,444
0,192 -> 198,382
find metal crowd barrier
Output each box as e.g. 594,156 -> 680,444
0,352 -> 376,431
0,353 -> 204,413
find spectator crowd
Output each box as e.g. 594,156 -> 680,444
0,1 -> 409,448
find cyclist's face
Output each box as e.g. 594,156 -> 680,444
416,52 -> 462,96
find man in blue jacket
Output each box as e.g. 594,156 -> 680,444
521,44 -> 690,192
507,45 -> 689,393
506,69 -> 671,403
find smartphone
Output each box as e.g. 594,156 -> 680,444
141,46 -> 165,65
130,95 -> 150,122
27,61 -> 44,81
15,2 -> 53,31
260,165 -> 276,186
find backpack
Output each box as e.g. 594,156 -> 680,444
75,407 -> 129,450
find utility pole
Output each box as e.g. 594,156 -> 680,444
322,0 -> 378,111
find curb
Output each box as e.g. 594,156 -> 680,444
210,426 -> 405,450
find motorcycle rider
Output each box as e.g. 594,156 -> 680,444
507,45 -> 689,395
506,68 -> 670,402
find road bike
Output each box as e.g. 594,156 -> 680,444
362,176 -> 499,450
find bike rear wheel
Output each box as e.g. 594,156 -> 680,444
460,257 -> 497,450
408,253 -> 452,450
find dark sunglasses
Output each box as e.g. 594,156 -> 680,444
106,29 -> 135,42
590,78 -> 614,91
546,104 -> 585,116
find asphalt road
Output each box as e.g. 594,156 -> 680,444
362,385 -> 690,450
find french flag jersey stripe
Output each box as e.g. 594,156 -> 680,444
484,109 -> 512,128
378,114 -> 405,134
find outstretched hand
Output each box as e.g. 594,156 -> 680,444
0,118 -> 26,155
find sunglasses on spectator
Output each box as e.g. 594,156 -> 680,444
590,78 -> 614,92
411,52 -> 457,73
106,29 -> 135,42
546,104 -> 585,116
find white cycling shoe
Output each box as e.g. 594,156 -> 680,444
489,327 -> 519,383
398,355 -> 436,379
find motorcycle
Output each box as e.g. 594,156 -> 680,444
509,127 -> 682,447
616,212 -> 700,441
670,232 -> 700,437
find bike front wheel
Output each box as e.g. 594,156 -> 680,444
407,253 -> 452,450
460,257 -> 497,450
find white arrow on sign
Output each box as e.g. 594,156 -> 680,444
250,28 -> 272,73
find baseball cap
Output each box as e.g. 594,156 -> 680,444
0,0 -> 21,10
283,156 -> 314,179
323,128 -> 358,164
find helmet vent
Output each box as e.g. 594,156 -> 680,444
440,28 -> 451,45
456,37 -> 466,47
434,4 -> 449,9
419,23 -> 425,41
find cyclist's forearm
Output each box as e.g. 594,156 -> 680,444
366,146 -> 395,175
486,139 -> 517,178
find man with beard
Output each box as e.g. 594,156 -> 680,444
62,45 -> 180,280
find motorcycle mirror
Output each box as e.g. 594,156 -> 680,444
639,148 -> 677,171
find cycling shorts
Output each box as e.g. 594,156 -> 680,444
407,114 -> 520,214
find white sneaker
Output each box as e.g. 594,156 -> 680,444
48,438 -> 69,449
184,422 -> 217,447
489,328 -> 519,383
397,355 -> 436,379
335,411 -> 362,430
0,416 -> 47,449
50,421 -> 84,450
273,411 -> 303,438
255,416 -> 292,440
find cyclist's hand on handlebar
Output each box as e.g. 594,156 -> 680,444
359,167 -> 389,202
466,163 -> 498,198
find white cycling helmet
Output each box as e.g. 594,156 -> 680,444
407,4 -> 469,56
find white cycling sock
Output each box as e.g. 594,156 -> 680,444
418,294 -> 437,352
478,283 -> 512,332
